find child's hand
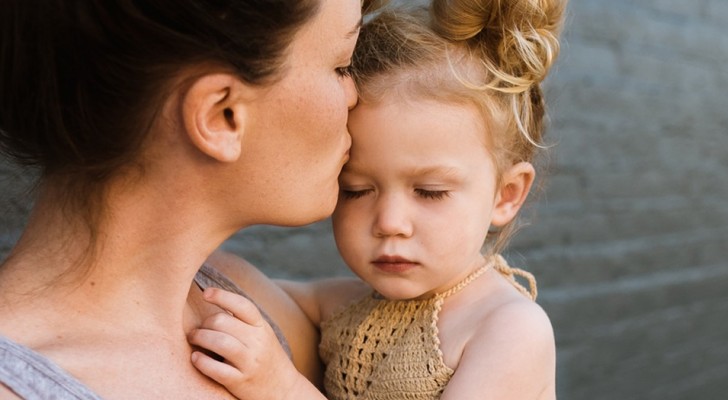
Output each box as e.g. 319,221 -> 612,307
188,287 -> 310,400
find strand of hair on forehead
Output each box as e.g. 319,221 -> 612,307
363,0 -> 389,14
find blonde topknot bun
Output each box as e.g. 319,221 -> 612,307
431,0 -> 565,92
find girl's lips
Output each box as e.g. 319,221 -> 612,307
372,255 -> 418,273
374,255 -> 413,263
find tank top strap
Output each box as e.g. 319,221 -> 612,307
0,335 -> 103,400
492,254 -> 538,300
196,264 -> 292,358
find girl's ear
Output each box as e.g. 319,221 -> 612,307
491,162 -> 536,227
181,74 -> 253,162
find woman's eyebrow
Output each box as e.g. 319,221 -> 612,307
345,18 -> 363,39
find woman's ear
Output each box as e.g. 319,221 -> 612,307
491,162 -> 536,227
181,74 -> 251,162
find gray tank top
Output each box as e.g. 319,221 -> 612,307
0,264 -> 291,399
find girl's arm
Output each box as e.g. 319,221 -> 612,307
440,300 -> 556,400
275,277 -> 371,328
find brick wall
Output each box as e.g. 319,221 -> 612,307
529,1 -> 728,398
2,1 -> 727,398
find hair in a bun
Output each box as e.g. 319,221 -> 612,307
431,0 -> 564,148
433,0 -> 562,88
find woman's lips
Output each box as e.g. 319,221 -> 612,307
372,255 -> 418,273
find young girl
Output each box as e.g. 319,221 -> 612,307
188,0 -> 566,398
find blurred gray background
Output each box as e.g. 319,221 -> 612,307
2,0 -> 727,399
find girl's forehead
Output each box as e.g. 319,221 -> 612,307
345,100 -> 496,176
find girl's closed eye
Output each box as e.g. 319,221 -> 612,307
340,188 -> 371,199
415,188 -> 450,200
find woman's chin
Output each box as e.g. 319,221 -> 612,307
280,198 -> 337,227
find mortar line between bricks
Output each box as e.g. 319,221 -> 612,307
539,262 -> 728,303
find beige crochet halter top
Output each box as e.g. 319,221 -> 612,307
319,254 -> 537,400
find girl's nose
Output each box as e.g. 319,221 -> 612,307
372,195 -> 413,238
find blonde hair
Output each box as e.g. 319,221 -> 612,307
352,0 -> 566,253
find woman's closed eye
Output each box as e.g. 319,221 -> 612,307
336,64 -> 353,78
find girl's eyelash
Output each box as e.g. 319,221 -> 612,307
415,189 -> 449,200
336,65 -> 353,77
341,188 -> 449,200
340,189 -> 369,199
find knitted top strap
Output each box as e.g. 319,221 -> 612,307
435,259 -> 491,300
492,254 -> 538,300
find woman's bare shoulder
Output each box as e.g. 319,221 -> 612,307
202,249 -> 308,326
0,384 -> 22,399
204,249 -> 269,286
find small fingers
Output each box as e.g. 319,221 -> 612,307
191,351 -> 243,388
203,288 -> 265,327
188,328 -> 248,369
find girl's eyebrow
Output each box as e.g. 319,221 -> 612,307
340,164 -> 463,180
409,165 -> 463,180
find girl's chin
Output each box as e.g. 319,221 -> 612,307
370,284 -> 430,301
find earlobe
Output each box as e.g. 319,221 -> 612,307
182,74 -> 249,163
491,162 -> 536,227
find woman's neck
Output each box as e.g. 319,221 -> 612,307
0,177 -> 233,342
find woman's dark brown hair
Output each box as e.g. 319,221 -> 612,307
0,0 -> 319,184
0,0 -> 327,268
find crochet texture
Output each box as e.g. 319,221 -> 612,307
319,255 -> 536,399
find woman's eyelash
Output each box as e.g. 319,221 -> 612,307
336,65 -> 353,77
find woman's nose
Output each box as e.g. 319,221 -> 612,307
372,195 -> 413,238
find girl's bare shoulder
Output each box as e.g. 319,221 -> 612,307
439,272 -> 556,399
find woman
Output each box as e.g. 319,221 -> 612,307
0,0 -> 365,398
